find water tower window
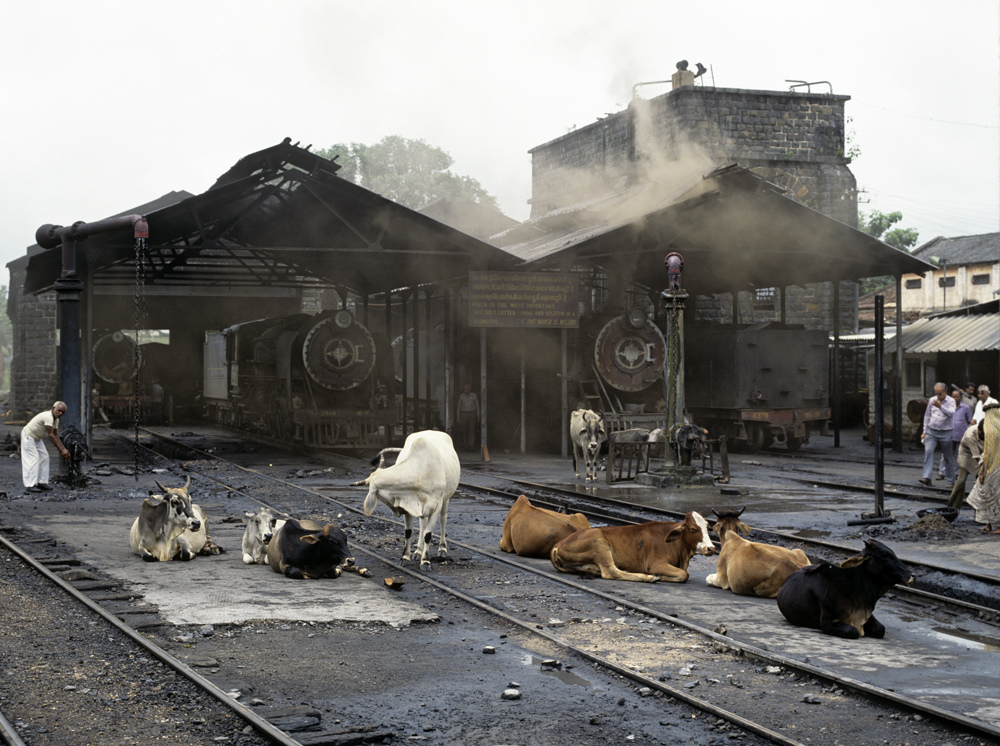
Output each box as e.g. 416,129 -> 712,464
971,274 -> 990,285
937,276 -> 956,288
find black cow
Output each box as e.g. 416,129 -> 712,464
776,539 -> 914,639
266,518 -> 351,580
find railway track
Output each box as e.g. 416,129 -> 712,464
132,428 -> 1000,745
0,530 -> 295,746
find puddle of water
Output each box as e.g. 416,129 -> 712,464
793,529 -> 831,539
522,655 -> 593,687
931,627 -> 1000,653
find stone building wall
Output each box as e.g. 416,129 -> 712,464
529,84 -> 860,331
8,270 -> 59,419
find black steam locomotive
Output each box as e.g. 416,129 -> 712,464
579,312 -> 830,452
202,310 -> 393,449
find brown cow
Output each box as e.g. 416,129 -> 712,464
499,495 -> 591,558
549,511 -> 713,583
705,507 -> 810,598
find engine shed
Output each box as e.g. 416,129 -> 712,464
7,138 -> 934,461
7,138 -> 518,451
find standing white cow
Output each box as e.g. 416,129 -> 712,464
571,409 -> 607,482
354,430 -> 460,568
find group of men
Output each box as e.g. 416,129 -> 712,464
921,382 -> 997,506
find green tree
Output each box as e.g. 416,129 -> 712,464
857,210 -> 920,294
314,136 -> 499,212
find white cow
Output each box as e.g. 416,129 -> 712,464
129,477 -> 222,561
354,430 -> 460,568
241,507 -> 286,565
571,409 -> 607,482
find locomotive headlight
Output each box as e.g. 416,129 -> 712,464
627,308 -> 646,329
334,310 -> 353,328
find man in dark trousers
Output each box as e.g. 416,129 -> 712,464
457,383 -> 480,451
920,382 -> 956,487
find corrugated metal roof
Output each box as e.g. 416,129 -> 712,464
885,314 -> 1000,354
496,165 -> 935,297
912,233 -> 999,266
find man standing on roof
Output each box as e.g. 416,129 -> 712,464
21,401 -> 70,493
920,382 -> 956,487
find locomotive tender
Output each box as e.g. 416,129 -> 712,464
202,310 -> 393,449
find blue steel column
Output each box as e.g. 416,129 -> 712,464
55,273 -> 85,432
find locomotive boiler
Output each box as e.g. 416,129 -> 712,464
581,312 -> 830,452
202,310 -> 393,449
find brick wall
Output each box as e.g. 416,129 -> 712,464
9,270 -> 59,419
529,85 -> 859,331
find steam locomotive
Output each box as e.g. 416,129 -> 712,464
202,310 -> 394,449
579,312 -> 830,452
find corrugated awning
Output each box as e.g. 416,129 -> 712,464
885,314 -> 1000,354
497,165 -> 935,297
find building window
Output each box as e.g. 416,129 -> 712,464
904,278 -> 921,289
904,359 -> 921,389
972,274 -> 990,285
937,276 -> 956,288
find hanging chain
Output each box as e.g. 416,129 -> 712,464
132,236 -> 148,480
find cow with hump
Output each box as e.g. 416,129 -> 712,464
355,430 -> 460,568
776,538 -> 914,639
550,511 -> 714,582
129,477 -> 223,562
242,507 -> 286,565
499,495 -> 591,558
571,409 -> 606,482
266,518 -> 358,579
705,507 -> 811,598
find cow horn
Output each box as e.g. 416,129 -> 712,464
736,506 -> 746,516
183,476 -> 191,491
154,480 -> 169,494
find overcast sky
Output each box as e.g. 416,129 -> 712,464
2,0 -> 997,276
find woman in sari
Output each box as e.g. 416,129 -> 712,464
968,403 -> 1000,534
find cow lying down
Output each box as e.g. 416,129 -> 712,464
499,495 -> 591,558
266,518 -> 370,580
705,507 -> 810,598
129,477 -> 224,562
242,507 -> 286,565
776,538 -> 913,639
550,511 -> 714,583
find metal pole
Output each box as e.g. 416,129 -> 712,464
561,329 -> 568,458
401,292 -> 409,440
480,328 -> 488,459
874,295 -> 885,517
413,289 -> 421,431
833,280 -> 841,447
520,336 -> 526,454
893,274 -> 903,452
384,290 -> 393,448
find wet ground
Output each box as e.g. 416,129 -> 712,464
2,422 -> 999,745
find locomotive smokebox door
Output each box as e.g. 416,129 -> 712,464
301,313 -> 377,391
594,314 -> 667,392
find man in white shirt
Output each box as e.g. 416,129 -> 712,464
972,385 -> 999,426
21,401 -> 70,493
